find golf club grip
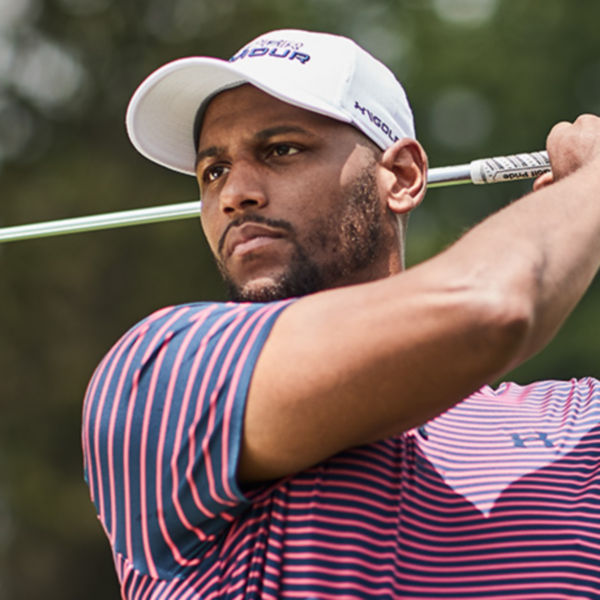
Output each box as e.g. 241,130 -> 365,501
470,150 -> 550,184
426,150 -> 550,187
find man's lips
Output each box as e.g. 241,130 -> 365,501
223,223 -> 285,258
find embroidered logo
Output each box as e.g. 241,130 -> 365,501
354,101 -> 399,143
230,39 -> 310,64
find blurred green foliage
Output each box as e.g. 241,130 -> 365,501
0,1 -> 599,597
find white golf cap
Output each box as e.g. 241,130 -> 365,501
126,29 -> 415,176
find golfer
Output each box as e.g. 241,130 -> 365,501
83,29 -> 600,599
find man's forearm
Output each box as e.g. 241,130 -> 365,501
436,154 -> 600,371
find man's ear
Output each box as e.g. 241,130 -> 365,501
378,139 -> 428,215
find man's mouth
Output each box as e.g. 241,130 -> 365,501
224,223 -> 285,258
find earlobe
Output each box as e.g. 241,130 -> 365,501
380,139 -> 428,215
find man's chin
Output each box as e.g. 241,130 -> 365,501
224,261 -> 326,301
226,276 -> 296,303
220,246 -> 325,302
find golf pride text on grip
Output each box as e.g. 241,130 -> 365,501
470,151 -> 550,184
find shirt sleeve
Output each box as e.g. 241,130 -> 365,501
81,300 -> 293,579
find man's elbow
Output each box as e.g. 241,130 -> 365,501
473,283 -> 535,376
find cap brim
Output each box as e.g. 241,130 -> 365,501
125,56 -> 352,176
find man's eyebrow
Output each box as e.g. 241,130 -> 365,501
195,145 -> 224,170
195,126 -> 315,170
253,125 -> 314,141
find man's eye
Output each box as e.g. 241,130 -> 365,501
203,164 -> 227,183
271,144 -> 300,157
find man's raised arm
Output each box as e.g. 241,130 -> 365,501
240,114 -> 600,482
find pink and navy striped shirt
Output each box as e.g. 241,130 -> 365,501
83,301 -> 600,599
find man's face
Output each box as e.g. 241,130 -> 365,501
196,85 -> 399,301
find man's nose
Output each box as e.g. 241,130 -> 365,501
219,161 -> 268,215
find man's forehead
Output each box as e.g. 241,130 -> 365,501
196,84 -> 341,146
195,84 -> 381,165
202,85 -> 324,127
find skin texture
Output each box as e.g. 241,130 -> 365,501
197,87 -> 600,483
216,168 -> 388,302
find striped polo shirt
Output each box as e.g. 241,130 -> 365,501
83,301 -> 600,599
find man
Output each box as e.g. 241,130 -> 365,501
83,29 -> 600,599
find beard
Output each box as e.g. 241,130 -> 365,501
217,168 -> 389,302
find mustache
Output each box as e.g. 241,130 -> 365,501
217,214 -> 295,256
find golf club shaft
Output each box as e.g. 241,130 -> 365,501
0,150 -> 550,243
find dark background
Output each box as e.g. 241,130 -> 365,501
1,1 -> 599,597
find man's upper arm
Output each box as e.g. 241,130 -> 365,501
239,266 -> 529,483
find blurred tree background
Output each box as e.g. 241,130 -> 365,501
0,0 -> 599,597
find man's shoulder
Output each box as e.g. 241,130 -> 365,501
451,377 -> 600,421
472,377 -> 600,400
125,299 -> 294,341
92,299 -> 295,382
